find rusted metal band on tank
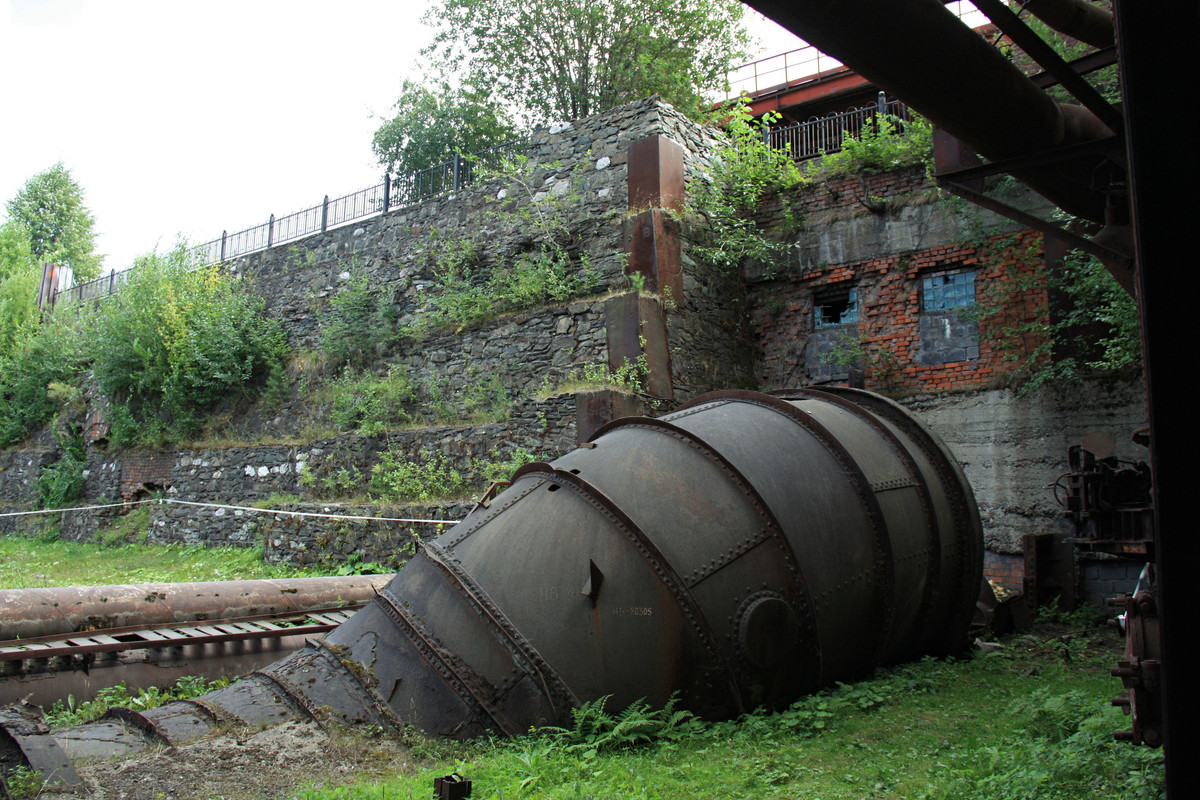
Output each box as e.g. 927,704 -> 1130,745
589,416 -> 808,588
511,463 -> 747,715
780,388 -> 943,638
98,708 -> 176,749
810,386 -> 984,653
439,478 -> 544,549
586,415 -> 823,680
420,540 -> 579,720
673,390 -> 897,664
307,640 -> 402,731
374,585 -> 521,736
242,671 -> 320,724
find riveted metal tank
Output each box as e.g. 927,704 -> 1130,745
324,387 -> 982,736
6,389 -> 982,782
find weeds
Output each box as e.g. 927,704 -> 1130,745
45,676 -> 231,728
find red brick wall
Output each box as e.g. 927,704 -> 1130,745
984,550 -> 1026,597
753,227 -> 1049,395
119,451 -> 175,499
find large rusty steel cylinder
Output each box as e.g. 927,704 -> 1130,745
9,389 -> 981,781
324,388 -> 982,735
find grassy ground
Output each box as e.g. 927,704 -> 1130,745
0,509 -> 311,589
293,616 -> 1165,800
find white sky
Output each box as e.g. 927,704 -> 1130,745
0,1 -> 805,275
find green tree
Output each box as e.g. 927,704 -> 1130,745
0,221 -> 42,356
372,79 -> 520,175
422,0 -> 752,123
5,163 -> 103,282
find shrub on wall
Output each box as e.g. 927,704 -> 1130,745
90,245 -> 286,445
686,102 -> 807,275
0,306 -> 91,447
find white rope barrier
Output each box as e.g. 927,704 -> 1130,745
0,497 -> 462,526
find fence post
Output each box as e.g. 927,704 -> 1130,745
321,195 -> 330,233
453,153 -> 462,191
383,174 -> 391,213
877,91 -> 887,118
220,231 -> 227,263
267,214 -> 275,248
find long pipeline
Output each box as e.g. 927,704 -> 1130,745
3,390 -> 982,785
0,576 -> 391,642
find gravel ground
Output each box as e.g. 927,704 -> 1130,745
55,721 -> 413,800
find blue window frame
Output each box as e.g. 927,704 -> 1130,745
922,270 -> 975,311
814,288 -> 858,328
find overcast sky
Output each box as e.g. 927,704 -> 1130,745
0,1 -> 807,276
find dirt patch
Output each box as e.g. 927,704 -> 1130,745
57,721 -> 413,799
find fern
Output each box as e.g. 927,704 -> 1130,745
542,694 -> 699,758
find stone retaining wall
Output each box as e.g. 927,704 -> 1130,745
260,501 -> 473,570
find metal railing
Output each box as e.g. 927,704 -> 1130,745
726,3 -> 986,101
54,265 -> 136,306
190,136 -> 531,267
768,93 -> 912,162
52,137 -> 532,306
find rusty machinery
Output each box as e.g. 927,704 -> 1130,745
741,0 -> 1191,785
1058,430 -> 1160,746
1,389 -> 982,787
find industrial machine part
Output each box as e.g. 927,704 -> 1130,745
1110,565 -> 1162,747
1060,431 -> 1160,746
1,389 -> 982,786
1061,431 -> 1154,559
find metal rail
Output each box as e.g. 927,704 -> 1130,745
0,606 -> 360,664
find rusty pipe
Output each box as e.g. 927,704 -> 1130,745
1022,0 -> 1115,50
743,0 -> 1117,221
9,390 -> 982,786
0,576 -> 390,642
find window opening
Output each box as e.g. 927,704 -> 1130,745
814,287 -> 858,328
922,269 -> 975,311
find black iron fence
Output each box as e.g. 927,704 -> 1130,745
53,137 -> 531,306
767,93 -> 912,162
191,136 -> 531,266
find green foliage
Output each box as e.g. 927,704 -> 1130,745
541,695 -> 701,759
2,765 -> 45,799
817,113 -> 934,177
422,367 -> 513,425
372,79 -> 520,175
0,221 -> 42,357
0,532 -> 311,589
326,367 -> 417,435
0,304 -> 91,447
686,102 -> 806,274
938,692 -> 1165,800
366,445 -> 536,503
407,160 -> 604,336
37,430 -> 86,509
320,271 -> 394,370
5,162 -> 103,281
368,448 -> 466,503
820,331 -> 900,387
974,242 -> 1140,394
90,243 -> 287,445
289,620 -> 1164,800
45,676 -> 231,728
538,348 -> 649,397
422,0 -> 752,123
